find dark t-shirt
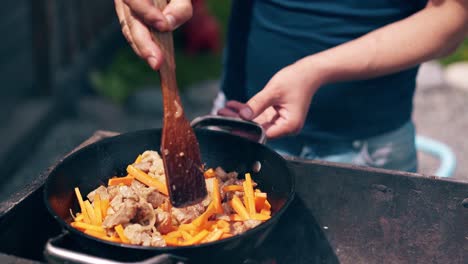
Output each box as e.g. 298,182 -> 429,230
221,0 -> 427,140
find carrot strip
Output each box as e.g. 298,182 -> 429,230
84,200 -> 98,225
178,223 -> 197,231
203,168 -> 216,178
84,230 -> 121,243
115,224 -> 130,243
180,230 -> 210,246
222,185 -> 244,192
164,236 -> 180,246
212,178 -> 223,214
215,220 -> 230,232
93,194 -> 102,225
165,230 -> 182,238
134,154 -> 143,164
264,199 -> 271,210
254,192 -> 267,213
230,196 -> 250,220
71,221 -> 106,233
260,209 -> 271,216
221,233 -> 233,239
244,173 -> 256,216
180,230 -> 193,240
75,214 -> 84,222
192,203 -> 216,228
203,229 -> 224,243
74,188 -> 90,224
101,199 -> 109,219
252,213 -> 271,221
127,165 -> 168,195
108,176 -> 134,186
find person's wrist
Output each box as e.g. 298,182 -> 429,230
294,54 -> 332,93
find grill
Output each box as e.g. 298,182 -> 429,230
0,131 -> 467,264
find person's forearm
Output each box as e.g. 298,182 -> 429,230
299,0 -> 468,87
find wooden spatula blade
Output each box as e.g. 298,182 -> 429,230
161,116 -> 207,207
151,0 -> 207,207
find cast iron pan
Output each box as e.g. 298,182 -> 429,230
43,116 -> 295,264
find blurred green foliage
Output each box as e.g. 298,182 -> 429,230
91,0 -> 231,104
439,39 -> 468,66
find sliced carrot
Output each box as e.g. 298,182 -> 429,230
222,185 -> 244,192
252,213 -> 271,221
230,196 -> 250,220
203,168 -> 216,178
203,229 -> 224,243
101,199 -> 109,219
221,233 -> 233,239
178,223 -> 197,231
180,230 -> 209,246
165,230 -> 182,238
264,199 -> 271,210
84,230 -> 121,243
244,173 -> 256,216
192,203 -> 216,228
215,220 -> 230,232
74,187 -> 90,224
254,192 -> 267,213
164,236 -> 180,246
108,176 -> 134,186
260,208 -> 271,216
114,224 -> 130,243
127,165 -> 168,195
212,178 -> 223,214
93,194 -> 102,225
180,230 -> 193,240
71,221 -> 106,233
75,213 -> 84,222
134,154 -> 143,164
84,200 -> 98,225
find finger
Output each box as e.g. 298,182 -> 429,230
264,117 -> 296,139
124,5 -> 164,70
225,100 -> 246,111
241,89 -> 278,121
217,108 -> 241,118
162,0 -> 193,30
123,0 -> 170,31
115,0 -> 141,56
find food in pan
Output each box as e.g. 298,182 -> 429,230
70,150 -> 272,247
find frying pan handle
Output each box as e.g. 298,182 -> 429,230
191,115 -> 266,144
44,233 -> 187,264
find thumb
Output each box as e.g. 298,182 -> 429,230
162,0 -> 193,30
240,89 -> 277,120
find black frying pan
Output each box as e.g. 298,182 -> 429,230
43,116 -> 295,264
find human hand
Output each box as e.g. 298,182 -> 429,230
217,61 -> 324,139
114,0 -> 193,70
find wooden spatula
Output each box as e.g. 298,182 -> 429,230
151,0 -> 207,207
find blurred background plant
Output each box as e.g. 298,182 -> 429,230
90,0 -> 230,104
439,39 -> 468,66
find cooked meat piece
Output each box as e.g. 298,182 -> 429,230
107,185 -> 121,200
124,224 -> 166,247
244,219 -> 261,229
216,167 -> 238,182
133,161 -> 151,172
155,209 -> 173,234
221,202 -> 234,215
103,199 -> 138,227
87,186 -> 109,202
231,222 -> 248,235
130,181 -> 162,203
134,201 -> 156,227
119,186 -> 139,201
171,203 -> 205,224
146,190 -> 167,208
